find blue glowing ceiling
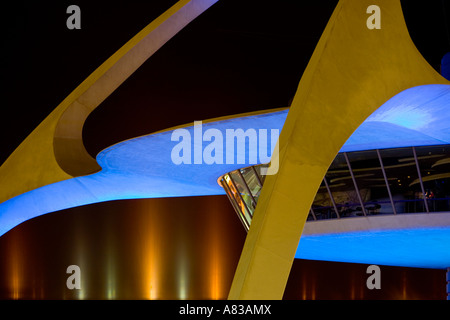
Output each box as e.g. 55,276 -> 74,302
297,212 -> 450,269
341,84 -> 450,152
297,226 -> 450,269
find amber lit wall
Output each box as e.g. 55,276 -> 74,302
0,196 -> 246,299
284,259 -> 446,300
0,195 -> 446,300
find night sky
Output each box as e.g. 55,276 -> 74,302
0,0 -> 449,300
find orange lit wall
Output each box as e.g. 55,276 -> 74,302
0,196 -> 246,299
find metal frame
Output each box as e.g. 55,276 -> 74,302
343,152 -> 367,216
221,177 -> 250,230
323,177 -> 340,218
251,165 -> 263,187
412,146 -> 430,213
309,208 -> 317,221
376,149 -> 397,215
236,169 -> 258,210
228,172 -> 254,220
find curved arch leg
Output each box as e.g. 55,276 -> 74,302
228,0 -> 449,299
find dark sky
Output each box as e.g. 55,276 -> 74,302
1,0 -> 449,164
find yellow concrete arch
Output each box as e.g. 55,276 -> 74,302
0,0 -> 218,204
228,0 -> 449,299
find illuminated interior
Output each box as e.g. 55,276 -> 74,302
222,144 -> 450,228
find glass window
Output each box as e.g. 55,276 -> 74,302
240,167 -> 262,202
224,174 -> 252,228
221,177 -> 248,229
379,147 -> 423,214
312,179 -> 337,220
414,145 -> 450,212
325,153 -> 359,218
345,150 -> 393,216
221,144 -> 450,232
229,170 -> 255,214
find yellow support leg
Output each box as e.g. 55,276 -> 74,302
229,0 -> 448,299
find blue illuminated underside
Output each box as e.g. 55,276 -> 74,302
296,226 -> 450,269
341,84 -> 450,152
1,84 -> 450,267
